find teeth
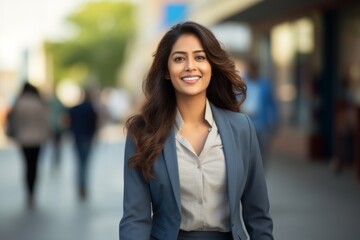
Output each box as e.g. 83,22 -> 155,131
182,76 -> 200,81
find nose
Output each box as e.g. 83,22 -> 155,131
185,59 -> 196,71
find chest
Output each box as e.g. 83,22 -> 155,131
178,123 -> 211,156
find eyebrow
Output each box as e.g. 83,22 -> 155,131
170,50 -> 205,56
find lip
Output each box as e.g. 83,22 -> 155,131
181,75 -> 201,83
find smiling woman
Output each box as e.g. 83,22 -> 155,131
119,21 -> 273,240
167,34 -> 212,99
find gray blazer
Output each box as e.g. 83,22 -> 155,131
119,103 -> 273,240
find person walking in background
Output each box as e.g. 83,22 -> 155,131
120,22 -> 273,240
6,82 -> 49,208
241,59 -> 279,169
68,87 -> 98,200
49,93 -> 68,169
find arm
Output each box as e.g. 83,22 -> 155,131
242,115 -> 274,240
119,134 -> 152,240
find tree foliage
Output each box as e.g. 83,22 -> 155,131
46,1 -> 135,87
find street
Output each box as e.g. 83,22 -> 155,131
0,125 -> 360,240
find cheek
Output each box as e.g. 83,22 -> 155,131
203,65 -> 212,78
207,63 -> 212,73
202,63 -> 212,74
168,65 -> 182,78
167,61 -> 175,77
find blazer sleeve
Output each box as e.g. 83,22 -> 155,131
119,134 -> 152,240
242,115 -> 274,240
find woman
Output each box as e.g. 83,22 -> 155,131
120,22 -> 273,240
9,82 -> 49,207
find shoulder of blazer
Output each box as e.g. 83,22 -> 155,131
210,103 -> 252,134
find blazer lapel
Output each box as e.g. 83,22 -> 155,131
210,104 -> 238,217
162,129 -> 181,213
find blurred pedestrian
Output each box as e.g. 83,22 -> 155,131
48,93 -> 68,168
241,59 -> 279,169
331,72 -> 357,176
120,22 -> 273,240
68,87 -> 98,200
332,94 -> 356,175
6,82 -> 49,208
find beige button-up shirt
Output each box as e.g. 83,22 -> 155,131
175,100 -> 231,232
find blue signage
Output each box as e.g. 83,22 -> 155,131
163,3 -> 188,28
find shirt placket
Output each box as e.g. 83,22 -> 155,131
196,154 -> 205,230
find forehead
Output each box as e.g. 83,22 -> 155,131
171,33 -> 204,52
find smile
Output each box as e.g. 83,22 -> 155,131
181,76 -> 200,82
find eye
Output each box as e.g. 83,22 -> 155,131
174,57 -> 185,62
195,55 -> 206,61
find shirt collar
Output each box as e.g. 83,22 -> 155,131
175,99 -> 214,131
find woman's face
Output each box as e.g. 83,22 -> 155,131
167,33 -> 212,100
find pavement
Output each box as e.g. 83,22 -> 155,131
0,124 -> 360,240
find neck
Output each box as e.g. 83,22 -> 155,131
176,94 -> 206,124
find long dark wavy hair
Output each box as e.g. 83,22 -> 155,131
126,21 -> 246,180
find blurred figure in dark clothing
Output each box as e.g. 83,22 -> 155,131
332,98 -> 356,175
331,72 -> 357,175
241,60 -> 279,169
7,82 -> 49,208
49,94 -> 68,168
68,88 -> 98,200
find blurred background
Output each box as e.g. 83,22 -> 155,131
0,0 -> 360,239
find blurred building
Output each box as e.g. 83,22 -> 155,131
220,0 -> 360,179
